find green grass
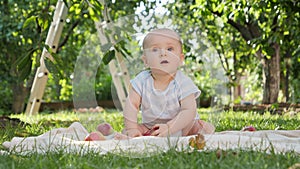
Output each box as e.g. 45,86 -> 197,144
0,109 -> 299,169
0,150 -> 299,169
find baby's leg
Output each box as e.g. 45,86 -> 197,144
138,124 -> 150,134
114,132 -> 131,140
198,120 -> 215,134
182,120 -> 215,136
182,120 -> 199,136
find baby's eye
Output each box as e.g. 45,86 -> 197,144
167,47 -> 174,51
152,47 -> 159,52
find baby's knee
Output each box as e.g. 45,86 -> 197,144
182,120 -> 198,136
198,120 -> 215,134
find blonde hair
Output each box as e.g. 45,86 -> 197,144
142,28 -> 183,51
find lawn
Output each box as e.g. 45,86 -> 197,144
0,109 -> 299,169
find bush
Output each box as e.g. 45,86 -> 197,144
0,80 -> 12,113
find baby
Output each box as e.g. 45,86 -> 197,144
122,28 -> 215,137
85,28 -> 215,141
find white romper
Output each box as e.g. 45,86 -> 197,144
130,70 -> 201,130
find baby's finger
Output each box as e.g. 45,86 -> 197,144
151,125 -> 160,130
152,127 -> 162,136
151,130 -> 159,136
134,131 -> 142,137
149,125 -> 159,136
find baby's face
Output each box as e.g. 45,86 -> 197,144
142,30 -> 184,76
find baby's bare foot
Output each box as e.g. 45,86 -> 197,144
198,120 -> 215,134
114,133 -> 132,140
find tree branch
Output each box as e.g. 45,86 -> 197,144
208,8 -> 259,41
57,19 -> 80,52
227,19 -> 254,41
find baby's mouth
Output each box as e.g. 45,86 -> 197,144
160,60 -> 169,64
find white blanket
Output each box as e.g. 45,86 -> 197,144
2,122 -> 300,156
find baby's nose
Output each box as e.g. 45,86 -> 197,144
160,49 -> 167,57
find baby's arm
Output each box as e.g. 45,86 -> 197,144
123,85 -> 142,137
152,94 -> 197,136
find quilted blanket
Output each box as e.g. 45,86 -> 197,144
2,122 -> 300,156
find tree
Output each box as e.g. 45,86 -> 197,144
0,0 -> 48,113
0,0 -> 145,113
168,0 -> 300,104
278,1 -> 300,102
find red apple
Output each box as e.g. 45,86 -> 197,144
84,131 -> 106,141
96,123 -> 114,136
242,126 -> 256,132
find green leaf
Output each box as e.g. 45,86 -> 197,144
12,47 -> 37,72
45,58 -> 64,79
90,0 -> 103,17
293,47 -> 300,59
18,59 -> 32,81
102,50 -> 115,65
12,50 -> 33,81
23,16 -> 37,29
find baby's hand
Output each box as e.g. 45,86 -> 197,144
151,124 -> 170,137
125,128 -> 142,137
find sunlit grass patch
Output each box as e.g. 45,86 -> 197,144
201,109 -> 300,131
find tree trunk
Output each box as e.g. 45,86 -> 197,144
281,52 -> 291,102
280,66 -> 289,102
285,62 -> 290,102
232,76 -> 242,102
261,43 -> 280,104
12,82 -> 28,114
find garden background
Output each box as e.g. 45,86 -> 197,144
0,1 -> 300,168
0,0 -> 299,115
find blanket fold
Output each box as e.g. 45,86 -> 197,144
2,122 -> 300,155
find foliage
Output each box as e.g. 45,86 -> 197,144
290,48 -> 300,102
167,0 -> 300,103
0,0 -> 51,113
290,78 -> 300,103
0,80 -> 13,112
0,0 -> 145,112
1,0 -> 300,114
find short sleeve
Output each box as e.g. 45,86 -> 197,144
175,71 -> 201,101
130,70 -> 150,96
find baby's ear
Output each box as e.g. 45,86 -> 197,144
141,55 -> 148,67
180,53 -> 185,65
